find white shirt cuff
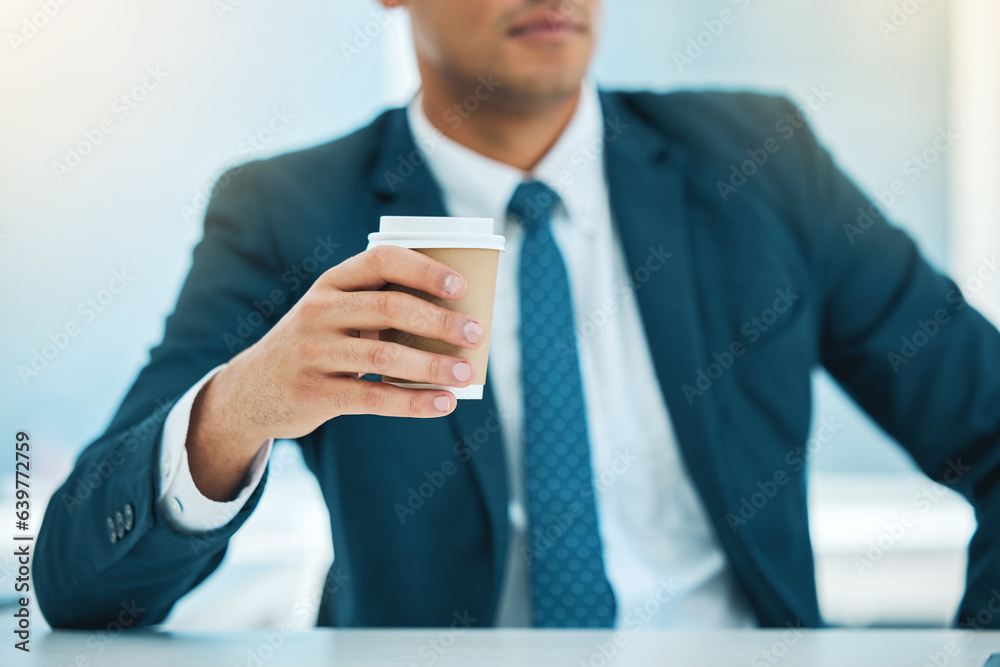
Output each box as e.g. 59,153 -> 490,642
157,364 -> 273,534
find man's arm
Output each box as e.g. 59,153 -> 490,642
35,159 -> 488,628
781,101 -> 1000,627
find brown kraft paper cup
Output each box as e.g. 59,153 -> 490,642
367,217 -> 505,400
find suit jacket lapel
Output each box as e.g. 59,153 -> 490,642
599,92 -> 728,522
601,93 -> 824,627
370,110 -> 510,610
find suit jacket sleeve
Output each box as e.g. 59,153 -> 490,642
776,98 -> 1000,627
35,162 -> 288,628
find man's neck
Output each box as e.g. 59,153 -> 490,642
419,79 -> 582,173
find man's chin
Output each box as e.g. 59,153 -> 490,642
489,68 -> 587,108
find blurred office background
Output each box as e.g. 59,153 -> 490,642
1,0 -> 998,629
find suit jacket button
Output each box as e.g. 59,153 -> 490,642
123,503 -> 135,531
106,517 -> 118,544
115,511 -> 126,539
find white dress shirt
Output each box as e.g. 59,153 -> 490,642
158,82 -> 756,628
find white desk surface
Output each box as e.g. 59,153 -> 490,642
14,629 -> 1000,666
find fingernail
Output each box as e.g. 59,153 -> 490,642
464,321 -> 483,345
434,395 -> 451,412
452,361 -> 473,383
445,274 -> 464,296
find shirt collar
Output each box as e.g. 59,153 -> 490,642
406,81 -> 604,235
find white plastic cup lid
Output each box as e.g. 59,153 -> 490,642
368,216 -> 505,251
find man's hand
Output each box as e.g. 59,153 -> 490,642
185,245 -> 485,501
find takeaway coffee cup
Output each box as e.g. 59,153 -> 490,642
366,216 -> 505,399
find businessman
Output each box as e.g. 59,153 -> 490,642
36,0 -> 1000,631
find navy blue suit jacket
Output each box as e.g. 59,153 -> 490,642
35,90 -> 1000,630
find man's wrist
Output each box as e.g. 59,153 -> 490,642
186,361 -> 273,501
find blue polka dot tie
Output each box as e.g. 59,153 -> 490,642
509,181 -> 616,628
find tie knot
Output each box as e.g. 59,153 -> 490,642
508,181 -> 560,231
